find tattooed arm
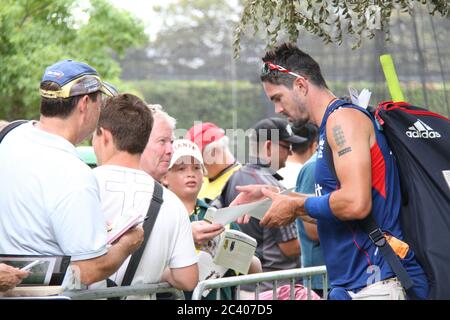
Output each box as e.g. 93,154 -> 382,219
325,108 -> 376,220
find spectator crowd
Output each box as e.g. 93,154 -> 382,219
0,43 -> 429,300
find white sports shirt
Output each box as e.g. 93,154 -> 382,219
92,165 -> 197,287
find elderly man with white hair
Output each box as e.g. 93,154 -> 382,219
140,106 -> 224,279
140,104 -> 177,182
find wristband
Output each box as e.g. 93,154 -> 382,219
304,193 -> 335,221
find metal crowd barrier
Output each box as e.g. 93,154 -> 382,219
62,282 -> 185,300
2,267 -> 326,300
191,266 -> 328,300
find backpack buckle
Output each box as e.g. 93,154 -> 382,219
368,228 -> 386,247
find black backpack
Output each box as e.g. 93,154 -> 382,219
325,100 -> 450,299
373,101 -> 450,299
0,120 -> 28,143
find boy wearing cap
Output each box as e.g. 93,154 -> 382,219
92,95 -> 198,295
185,122 -> 241,204
162,139 -> 261,299
0,60 -> 142,287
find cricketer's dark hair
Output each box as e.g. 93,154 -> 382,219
261,42 -> 328,89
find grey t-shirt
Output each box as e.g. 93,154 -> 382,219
218,163 -> 300,291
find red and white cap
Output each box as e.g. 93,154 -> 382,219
185,122 -> 225,152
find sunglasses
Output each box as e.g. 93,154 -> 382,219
261,62 -> 305,79
40,75 -> 118,99
278,141 -> 292,151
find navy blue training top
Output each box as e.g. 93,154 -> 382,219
314,100 -> 428,298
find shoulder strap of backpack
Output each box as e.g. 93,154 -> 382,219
0,120 -> 28,144
358,215 -> 416,297
323,103 -> 417,298
121,181 -> 164,286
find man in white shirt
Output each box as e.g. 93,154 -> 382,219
92,94 -> 198,293
0,60 -> 143,287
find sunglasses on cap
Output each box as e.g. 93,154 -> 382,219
40,75 -> 118,99
261,62 -> 306,80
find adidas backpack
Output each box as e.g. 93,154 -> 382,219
374,101 -> 450,299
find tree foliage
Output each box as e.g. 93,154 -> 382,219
147,0 -> 239,78
120,0 -> 268,82
234,0 -> 449,57
0,0 -> 146,120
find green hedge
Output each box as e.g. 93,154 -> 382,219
128,80 -> 449,131
127,80 -> 270,131
3,79 -> 446,126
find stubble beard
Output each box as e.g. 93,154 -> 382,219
290,107 -> 310,129
292,116 -> 309,129
290,95 -> 310,128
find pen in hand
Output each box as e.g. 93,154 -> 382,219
21,260 -> 43,271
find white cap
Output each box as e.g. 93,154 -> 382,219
169,139 -> 204,169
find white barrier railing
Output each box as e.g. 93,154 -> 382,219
191,266 -> 327,300
62,282 -> 185,300
3,267 -> 327,300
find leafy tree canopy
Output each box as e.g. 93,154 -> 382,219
120,0 -> 267,82
0,0 -> 146,120
234,0 -> 449,57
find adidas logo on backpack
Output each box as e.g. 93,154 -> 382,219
406,119 -> 441,139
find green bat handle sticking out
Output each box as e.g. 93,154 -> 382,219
380,54 -> 405,103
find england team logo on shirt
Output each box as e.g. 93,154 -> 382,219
314,184 -> 323,196
286,124 -> 294,136
317,138 -> 325,159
